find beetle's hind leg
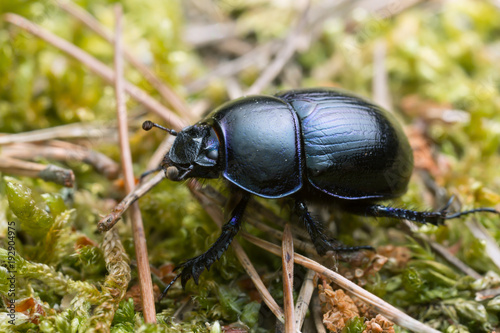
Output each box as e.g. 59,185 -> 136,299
294,200 -> 374,256
160,193 -> 250,299
359,198 -> 500,226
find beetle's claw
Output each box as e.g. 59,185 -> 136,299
178,260 -> 201,289
159,273 -> 181,300
175,254 -> 217,289
159,253 -> 221,299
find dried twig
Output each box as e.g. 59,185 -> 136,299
372,39 -> 392,111
2,142 -> 119,179
183,22 -> 238,47
113,5 -> 156,323
294,269 -> 316,330
242,233 -> 441,333
282,224 -> 296,332
55,0 -> 191,120
0,157 -> 74,187
98,172 -> 165,232
3,13 -> 186,131
244,1 -> 311,95
0,122 -> 114,145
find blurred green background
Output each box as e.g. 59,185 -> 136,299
0,0 -> 500,332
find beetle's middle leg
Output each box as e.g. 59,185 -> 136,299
294,200 -> 374,255
161,193 -> 250,298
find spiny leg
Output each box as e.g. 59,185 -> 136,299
160,193 -> 250,299
362,200 -> 500,226
294,200 -> 374,256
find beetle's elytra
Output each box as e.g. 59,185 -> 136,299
143,88 -> 499,296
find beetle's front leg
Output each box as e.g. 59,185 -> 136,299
161,193 -> 250,298
295,200 -> 374,255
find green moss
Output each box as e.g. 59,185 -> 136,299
5,178 -> 54,239
342,317 -> 366,333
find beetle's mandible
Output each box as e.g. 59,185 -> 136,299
143,88 -> 499,297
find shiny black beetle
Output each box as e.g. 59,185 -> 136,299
143,88 -> 499,295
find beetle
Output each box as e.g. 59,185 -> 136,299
143,88 -> 499,296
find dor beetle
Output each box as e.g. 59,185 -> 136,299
143,88 -> 499,295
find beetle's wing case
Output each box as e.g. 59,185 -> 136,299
205,96 -> 303,198
277,88 -> 413,200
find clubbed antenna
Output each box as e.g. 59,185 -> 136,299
142,120 -> 178,136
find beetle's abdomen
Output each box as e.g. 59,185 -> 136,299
278,89 -> 413,200
208,96 -> 303,198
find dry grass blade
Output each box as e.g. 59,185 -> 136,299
429,240 -> 482,279
372,40 -> 392,111
55,0 -> 191,120
466,218 -> 500,271
294,269 -> 316,330
3,13 -> 186,131
0,157 -> 74,187
245,216 -> 318,256
232,241 -> 286,324
312,294 -> 327,333
186,42 -> 278,94
0,122 -> 114,145
242,233 -> 441,333
113,5 -> 156,323
282,224 -> 296,333
245,1 -> 310,95
2,142 -> 119,179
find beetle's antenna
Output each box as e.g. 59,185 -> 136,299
142,120 -> 178,136
445,208 -> 500,220
159,273 -> 181,300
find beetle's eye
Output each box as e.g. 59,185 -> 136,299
207,149 -> 218,161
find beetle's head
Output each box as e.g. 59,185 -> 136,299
142,121 -> 220,181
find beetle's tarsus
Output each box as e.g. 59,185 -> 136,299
444,207 -> 500,220
360,201 -> 500,225
160,273 -> 181,300
334,245 -> 376,252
